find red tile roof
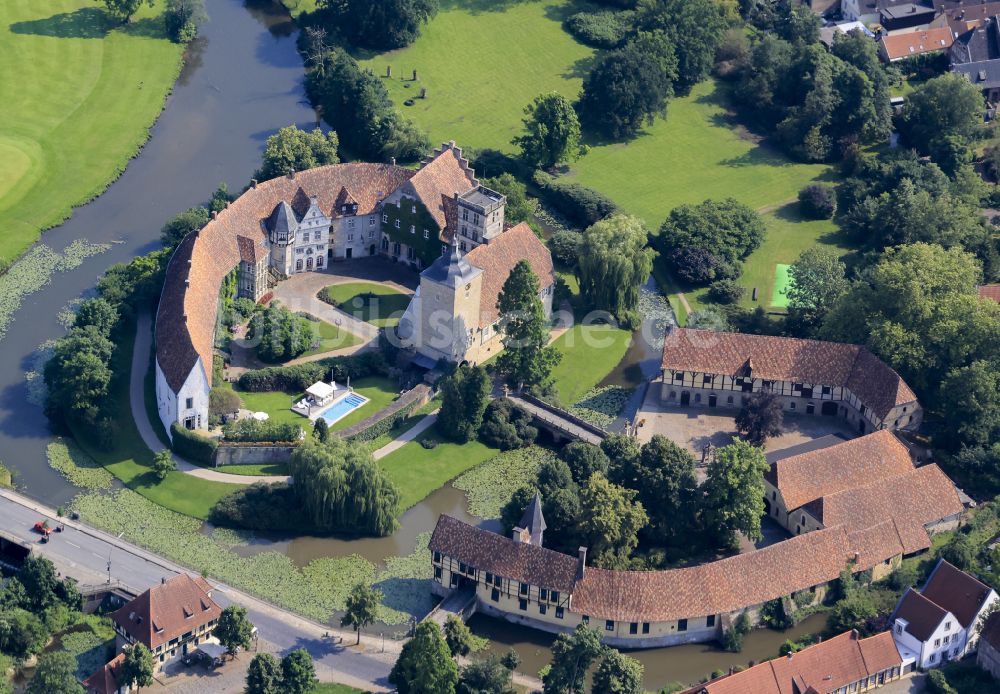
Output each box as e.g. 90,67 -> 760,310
83,653 -> 125,694
920,559 -> 994,629
111,574 -> 220,651
571,526 -> 854,623
766,430 -> 915,511
681,630 -> 902,694
429,514 -> 579,593
404,142 -> 478,230
802,464 -> 963,554
465,223 -> 555,326
880,27 -> 954,60
155,162 -> 413,392
661,328 -> 919,420
979,284 -> 1000,303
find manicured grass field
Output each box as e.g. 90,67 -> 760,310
319,281 -> 412,328
236,376 -> 400,431
73,326 -> 242,520
549,324 -> 632,405
377,423 -> 497,511
310,684 -> 366,694
0,0 -> 184,263
300,318 -> 364,357
357,0 -> 592,153
771,264 -> 792,308
681,203 -> 851,314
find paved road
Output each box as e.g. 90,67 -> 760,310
0,488 -> 395,692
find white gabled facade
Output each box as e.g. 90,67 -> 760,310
156,356 -> 210,440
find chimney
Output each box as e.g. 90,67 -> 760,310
161,577 -> 166,584
853,551 -> 860,564
577,547 -> 587,579
391,157 -> 396,166
251,179 -> 258,189
211,211 -> 218,220
225,202 -> 230,209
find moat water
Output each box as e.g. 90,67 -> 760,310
0,4 -> 813,688
0,0 -> 316,502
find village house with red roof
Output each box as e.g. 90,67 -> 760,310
109,574 -> 222,671
680,629 -> 904,694
154,141 -> 552,434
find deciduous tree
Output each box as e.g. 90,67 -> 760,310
576,473 -> 648,569
576,214 -> 653,322
323,0 -> 438,50
280,649 -> 317,694
215,605 -> 255,657
542,624 -> 604,694
120,643 -> 154,692
246,653 -> 283,694
786,247 -> 849,334
560,442 -> 609,486
735,392 -> 784,446
481,174 -> 538,225
636,0 -> 727,91
439,365 -> 492,443
443,614 -> 486,657
592,649 -> 644,694
164,0 -> 207,42
26,651 -> 83,694
659,199 -> 765,270
631,436 -> 699,547
98,0 -> 152,24
389,621 -> 459,694
341,583 -> 383,644
152,449 -> 176,481
255,125 -> 339,182
458,653 -> 516,694
702,440 -> 769,547
512,93 -> 584,168
898,73 -> 984,157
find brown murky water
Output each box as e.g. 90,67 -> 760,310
469,612 -> 831,691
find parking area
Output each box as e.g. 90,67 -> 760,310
633,384 -> 856,459
153,640 -> 276,693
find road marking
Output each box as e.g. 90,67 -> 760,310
92,552 -> 104,559
66,541 -> 80,548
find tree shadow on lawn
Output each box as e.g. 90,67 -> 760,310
438,0 -> 541,15
9,7 -> 111,39
772,202 -> 854,249
561,54 -> 597,81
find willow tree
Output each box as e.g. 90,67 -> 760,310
576,214 -> 653,324
288,437 -> 399,536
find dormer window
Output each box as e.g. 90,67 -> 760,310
411,205 -> 416,214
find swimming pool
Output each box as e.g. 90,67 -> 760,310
318,393 -> 369,425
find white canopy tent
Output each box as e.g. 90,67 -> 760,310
305,381 -> 337,406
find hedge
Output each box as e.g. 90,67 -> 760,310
222,419 -> 302,443
171,423 -> 218,465
237,351 -> 386,393
531,171 -> 618,227
341,384 -> 431,442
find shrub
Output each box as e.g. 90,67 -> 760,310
707,279 -> 745,304
564,10 -> 635,48
170,423 -> 218,465
222,419 -> 302,443
420,438 -> 438,450
532,171 -> 618,227
209,387 -> 242,426
478,400 -> 538,450
926,669 -> 958,694
210,482 -> 306,532
798,184 -> 837,219
237,352 -> 386,392
549,230 -> 582,267
249,304 -> 316,363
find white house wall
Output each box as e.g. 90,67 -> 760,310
157,357 -> 210,438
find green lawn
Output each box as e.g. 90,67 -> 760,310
310,684 -> 366,694
681,203 -> 852,314
319,282 -> 412,328
377,423 -> 497,511
0,0 -> 184,263
236,376 -> 400,431
357,0 -> 592,153
215,462 -> 288,476
300,318 -> 364,357
549,324 -> 632,405
72,325 -> 243,520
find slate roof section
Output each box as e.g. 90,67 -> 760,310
766,430 -> 915,511
155,163 -> 413,392
681,630 -> 902,694
880,27 -> 955,60
111,574 -> 221,651
83,653 -> 125,694
429,515 -> 579,592
571,526 -> 853,622
979,283 -> 1000,302
465,222 -> 554,326
519,493 -> 547,534
422,236 -> 482,288
893,588 -> 949,641
980,611 -> 1000,651
661,328 -> 919,420
921,559 -> 994,628
950,17 -> 1000,63
802,464 -> 963,554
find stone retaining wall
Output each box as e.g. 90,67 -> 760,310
213,444 -> 298,467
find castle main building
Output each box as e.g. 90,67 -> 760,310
154,142 -> 551,436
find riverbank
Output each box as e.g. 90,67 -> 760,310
0,0 -> 185,264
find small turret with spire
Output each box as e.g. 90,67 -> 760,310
512,492 -> 547,547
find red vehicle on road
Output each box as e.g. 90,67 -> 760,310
32,521 -> 52,540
